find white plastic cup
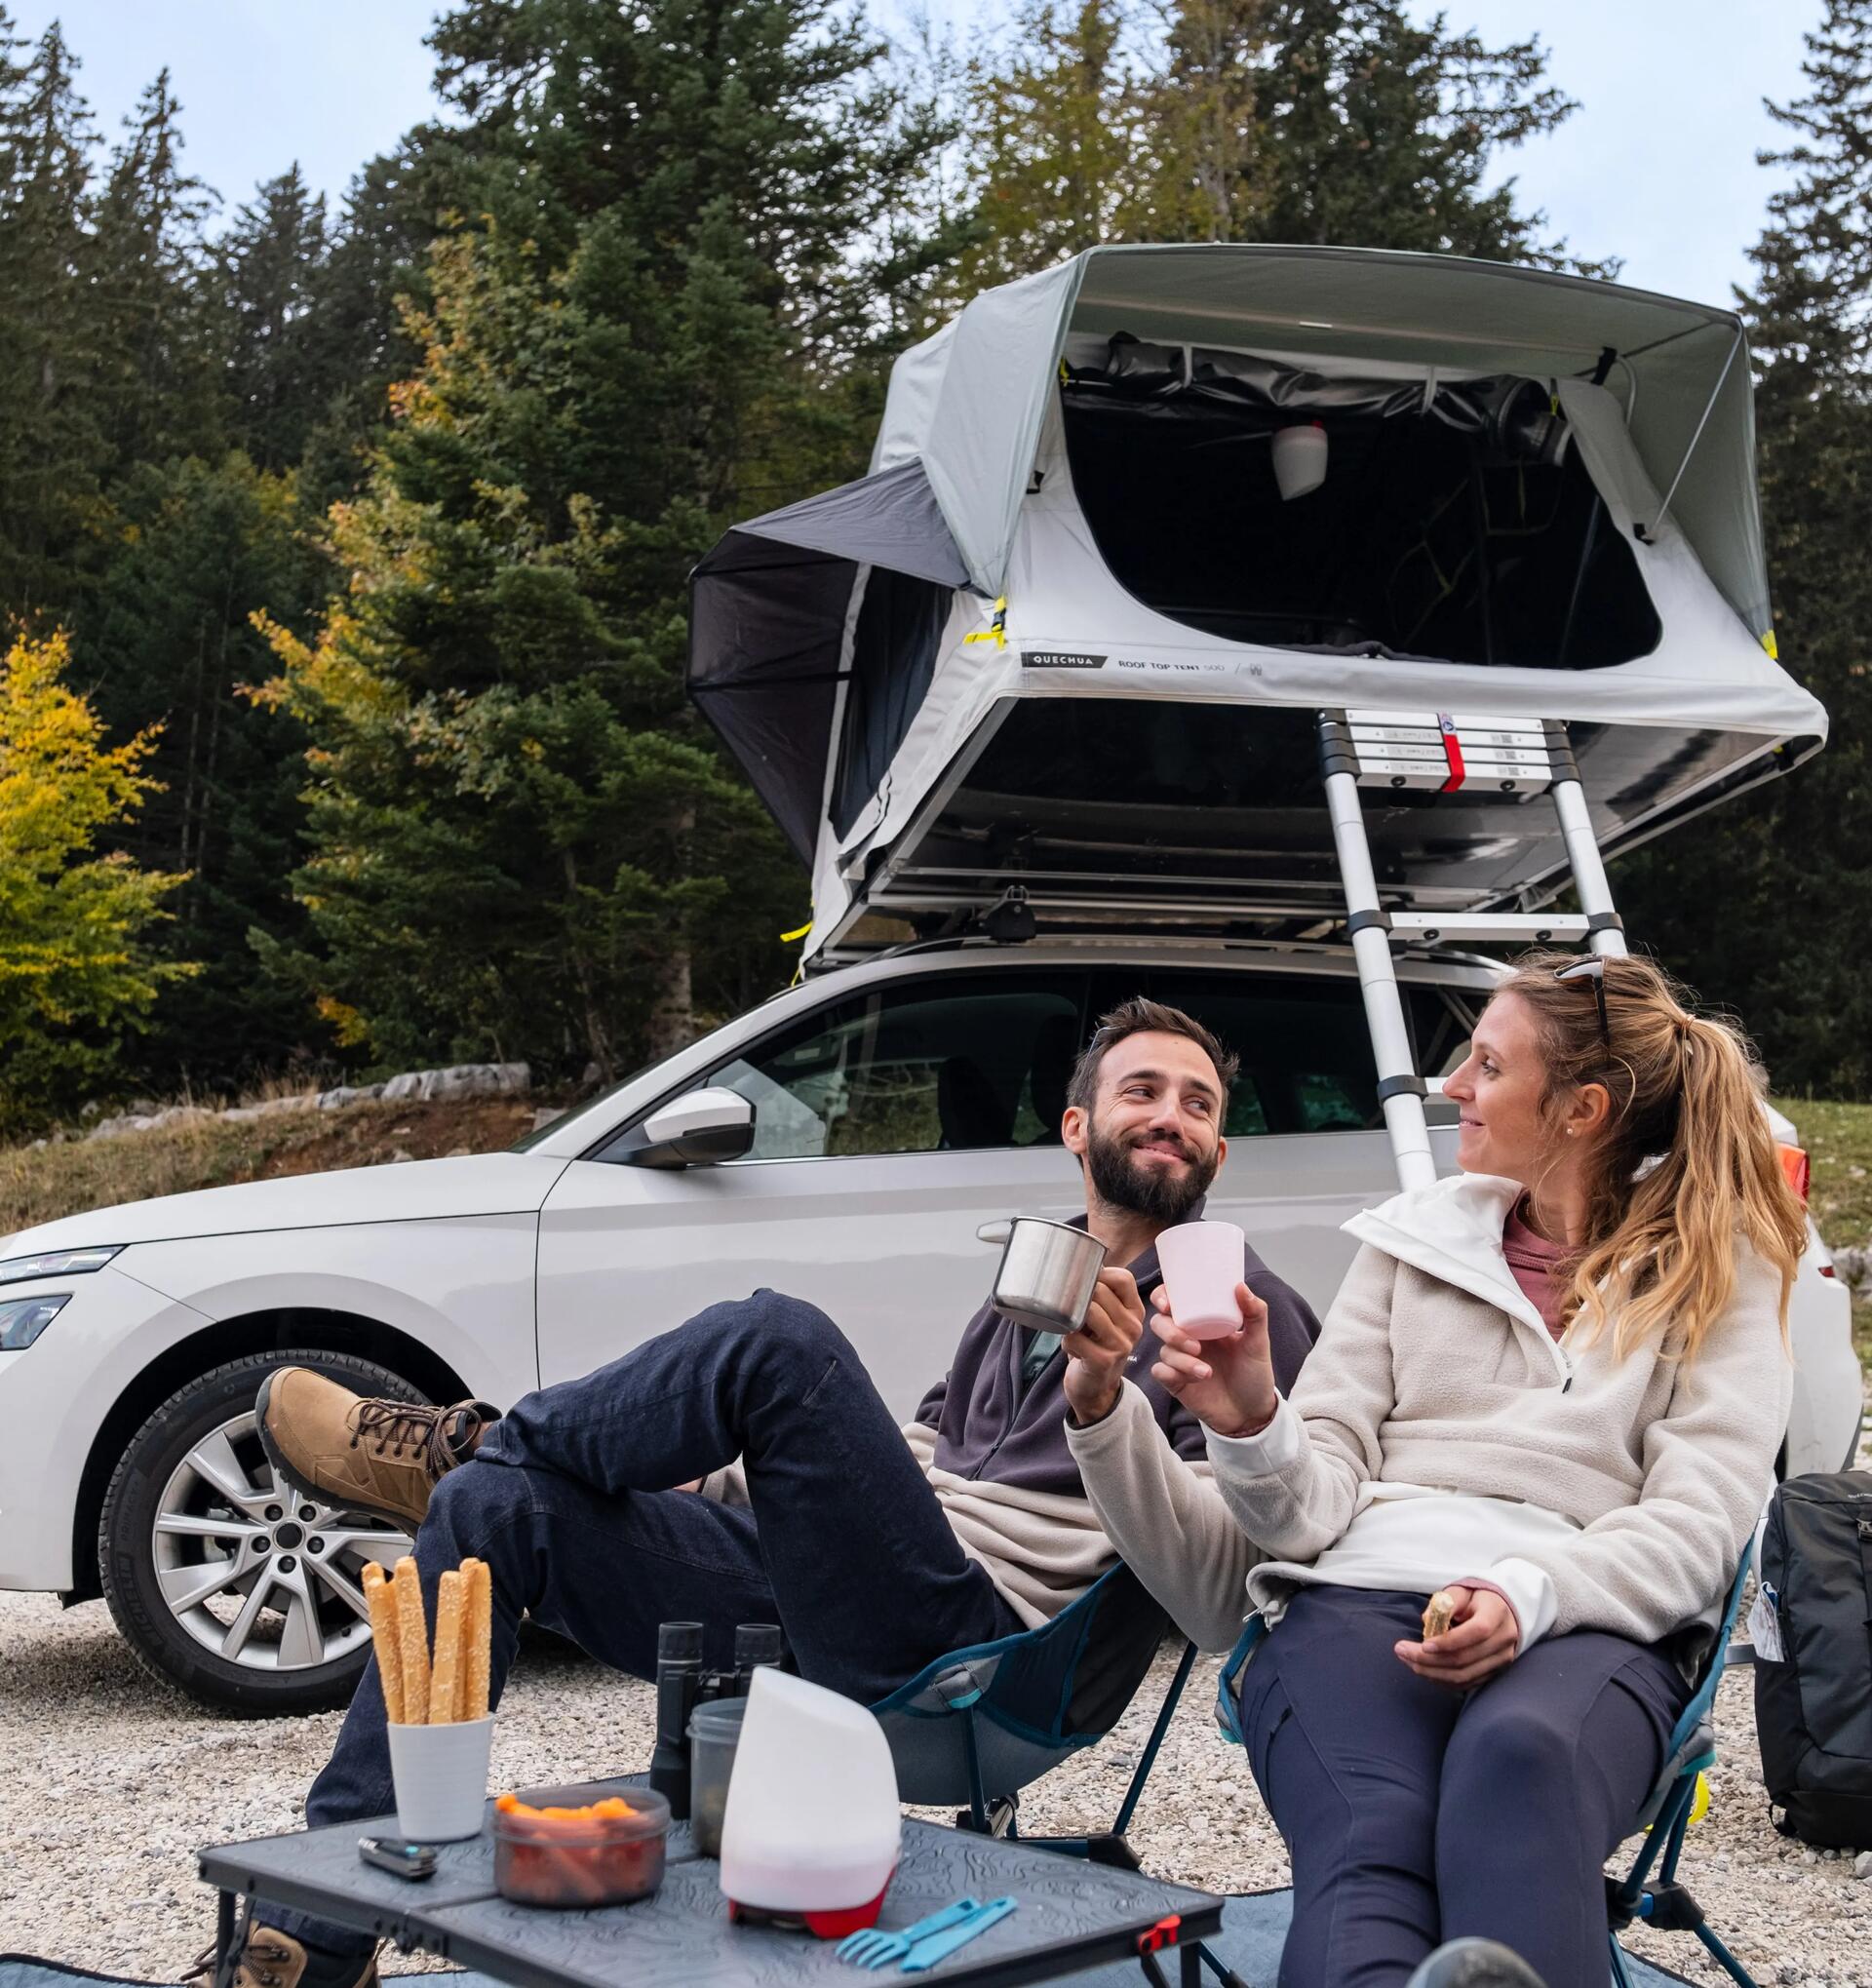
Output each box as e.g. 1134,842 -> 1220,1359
386,1716 -> 495,1841
1155,1221 -> 1248,1340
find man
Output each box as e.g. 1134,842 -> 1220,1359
233,998 -> 1317,1988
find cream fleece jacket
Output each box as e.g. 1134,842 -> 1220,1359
1069,1173 -> 1792,1656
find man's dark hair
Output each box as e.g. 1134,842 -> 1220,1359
1066,997 -> 1239,1113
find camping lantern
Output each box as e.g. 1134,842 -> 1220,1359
719,1667 -> 901,1937
1271,421 -> 1328,500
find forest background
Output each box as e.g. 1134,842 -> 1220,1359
4,0 -> 1869,1134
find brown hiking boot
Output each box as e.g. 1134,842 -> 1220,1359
256,1367 -> 496,1529
189,1926 -> 377,1988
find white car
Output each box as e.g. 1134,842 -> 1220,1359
0,940 -> 1858,1712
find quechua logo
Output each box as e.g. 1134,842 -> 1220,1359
1022,649 -> 1107,669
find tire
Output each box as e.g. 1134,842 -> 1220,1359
99,1348 -> 425,1716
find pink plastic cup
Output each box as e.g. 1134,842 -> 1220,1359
1155,1220 -> 1247,1341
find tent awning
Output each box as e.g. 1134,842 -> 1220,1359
688,459 -> 965,863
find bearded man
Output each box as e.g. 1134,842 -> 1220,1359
232,997 -> 1318,1988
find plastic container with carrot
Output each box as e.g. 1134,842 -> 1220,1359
492,1784 -> 671,1906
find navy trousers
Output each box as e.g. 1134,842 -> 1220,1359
278,1292 -> 1019,1953
1239,1585 -> 1692,1988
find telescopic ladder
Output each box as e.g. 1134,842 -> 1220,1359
1319,710 -> 1629,1192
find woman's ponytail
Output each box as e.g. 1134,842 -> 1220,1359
1502,954 -> 1806,1359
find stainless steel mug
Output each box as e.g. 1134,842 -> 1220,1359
977,1217 -> 1109,1333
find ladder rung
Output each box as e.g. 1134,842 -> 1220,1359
1385,913 -> 1590,945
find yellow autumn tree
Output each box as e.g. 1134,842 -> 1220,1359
0,630 -> 194,1129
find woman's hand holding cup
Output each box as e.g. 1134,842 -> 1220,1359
1150,1280 -> 1280,1438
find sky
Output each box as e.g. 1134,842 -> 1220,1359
10,0 -> 1818,309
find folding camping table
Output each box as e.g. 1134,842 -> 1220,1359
197,1777 -> 1226,1988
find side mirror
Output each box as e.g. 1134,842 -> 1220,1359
614,1087 -> 756,1169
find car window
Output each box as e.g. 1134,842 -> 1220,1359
701,974 -> 1088,1161
1132,970 -> 1469,1137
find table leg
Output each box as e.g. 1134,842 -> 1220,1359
214,1891 -> 238,1988
1181,1943 -> 1201,1988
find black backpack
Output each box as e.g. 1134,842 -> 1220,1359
1754,1469 -> 1872,1848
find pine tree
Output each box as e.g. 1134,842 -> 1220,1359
83,454 -> 326,1090
1139,0 -> 1271,245
220,166 -> 331,472
946,1 -> 1600,285
1240,0 -> 1594,266
291,143 -> 446,514
87,69 -> 223,480
0,19 -> 103,614
0,629 -> 194,1129
943,2 -> 1147,296
1616,0 -> 1872,1096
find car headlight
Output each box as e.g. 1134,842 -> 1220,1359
0,1245 -> 122,1285
0,1294 -> 68,1350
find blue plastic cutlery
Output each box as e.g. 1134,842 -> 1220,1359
836,1897 -> 981,1969
899,1896 -> 1019,1972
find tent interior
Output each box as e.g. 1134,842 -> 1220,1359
1059,338 -> 1660,671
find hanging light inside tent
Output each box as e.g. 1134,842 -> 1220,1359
1271,421 -> 1328,501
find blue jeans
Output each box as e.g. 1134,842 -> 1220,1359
278,1291 -> 1019,1954
1239,1586 -> 1692,1988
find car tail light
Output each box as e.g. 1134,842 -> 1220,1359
1777,1144 -> 1811,1203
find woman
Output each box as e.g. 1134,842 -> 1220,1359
1069,953 -> 1804,1988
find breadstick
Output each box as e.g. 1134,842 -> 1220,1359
363,1561 -> 405,1724
395,1555 -> 431,1725
1422,1589 -> 1458,1641
462,1558 -> 492,1721
428,1569 -> 465,1725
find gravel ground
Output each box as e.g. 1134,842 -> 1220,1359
2,1586 -> 1867,1987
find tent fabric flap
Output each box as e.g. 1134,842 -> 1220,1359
689,530 -> 852,865
725,456 -> 970,589
688,459 -> 968,864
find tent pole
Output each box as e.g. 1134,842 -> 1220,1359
1557,495 -> 1602,666
1637,329 -> 1744,544
1469,447 -> 1495,666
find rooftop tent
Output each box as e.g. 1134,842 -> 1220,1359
687,245 -> 1828,961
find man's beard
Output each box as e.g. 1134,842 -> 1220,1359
1085,1122 -> 1220,1226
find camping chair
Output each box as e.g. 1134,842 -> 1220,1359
1213,1551 -> 1762,1988
1604,1547 -> 1760,1988
870,1563 -> 1199,1870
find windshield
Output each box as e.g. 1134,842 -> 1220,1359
508,1061 -> 659,1152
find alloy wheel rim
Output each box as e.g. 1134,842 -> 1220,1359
151,1407 -> 410,1673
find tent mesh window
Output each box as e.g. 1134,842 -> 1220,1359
1059,342 -> 1662,671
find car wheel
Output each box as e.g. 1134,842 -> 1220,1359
99,1348 -> 423,1716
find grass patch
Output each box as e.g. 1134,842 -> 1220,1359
0,1097 -> 541,1240
1775,1095 -> 1872,1250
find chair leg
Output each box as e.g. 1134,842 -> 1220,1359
1608,1931 -> 1638,1988
1194,1939 -> 1250,1988
1692,1921 -> 1761,1988
960,1703 -> 990,1833
1112,1641 -> 1199,1838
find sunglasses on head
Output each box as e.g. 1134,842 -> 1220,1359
1553,955 -> 1611,1048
